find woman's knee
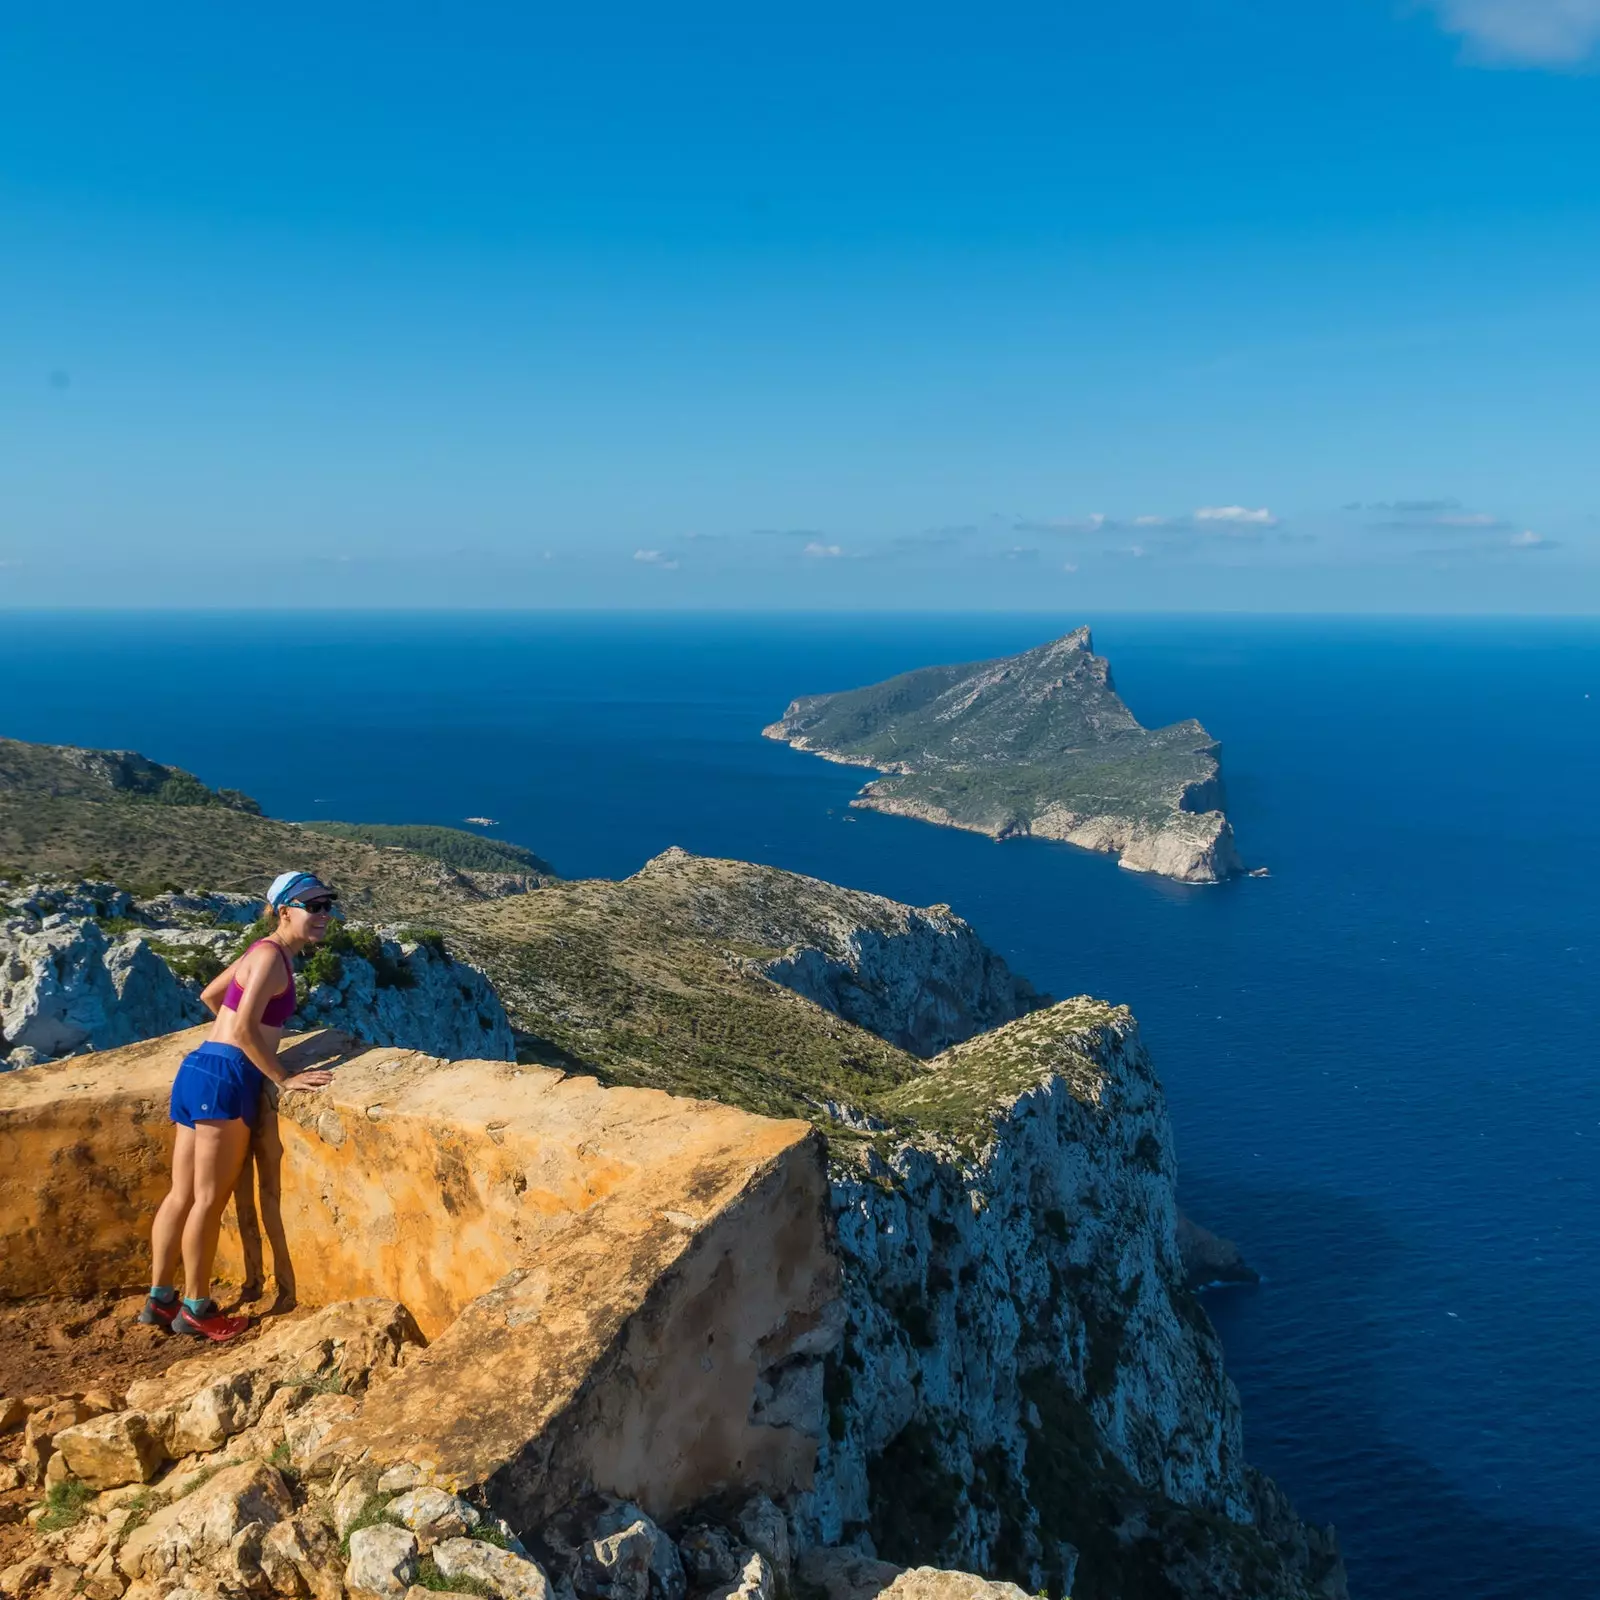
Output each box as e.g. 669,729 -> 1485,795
188,1181 -> 232,1218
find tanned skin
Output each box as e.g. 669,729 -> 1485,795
148,898 -> 334,1305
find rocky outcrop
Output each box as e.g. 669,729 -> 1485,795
0,1027 -> 839,1524
0,912 -> 203,1064
294,932 -> 515,1062
0,883 -> 514,1068
633,850 -> 1042,1058
1176,1213 -> 1260,1290
1029,804 -> 1243,885
796,1002 -> 1345,1600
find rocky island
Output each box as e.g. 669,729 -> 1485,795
763,628 -> 1243,883
0,735 -> 1337,1600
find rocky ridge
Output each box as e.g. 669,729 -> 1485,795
762,628 -> 1243,884
0,883 -> 512,1069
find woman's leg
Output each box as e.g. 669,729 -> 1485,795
150,1125 -> 197,1288
180,1118 -> 253,1304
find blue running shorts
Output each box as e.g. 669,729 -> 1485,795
169,1042 -> 262,1127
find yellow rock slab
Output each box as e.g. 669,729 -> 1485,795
0,1028 -> 839,1524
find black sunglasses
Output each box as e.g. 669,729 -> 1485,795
295,896 -> 338,914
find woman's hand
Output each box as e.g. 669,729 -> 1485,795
280,1069 -> 334,1093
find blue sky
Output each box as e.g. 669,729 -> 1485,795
3,1 -> 1599,611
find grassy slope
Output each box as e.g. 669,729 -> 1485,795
0,795 -> 530,922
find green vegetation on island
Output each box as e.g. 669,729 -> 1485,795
763,626 -> 1243,883
298,821 -> 552,876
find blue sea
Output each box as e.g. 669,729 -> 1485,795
3,612 -> 1597,1600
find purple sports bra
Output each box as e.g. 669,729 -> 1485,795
222,940 -> 297,1027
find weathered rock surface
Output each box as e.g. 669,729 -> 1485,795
0,914 -> 201,1063
116,1461 -> 294,1580
51,1409 -> 163,1489
796,1001 -> 1346,1600
294,932 -> 514,1062
346,1524 -> 420,1599
433,1539 -> 552,1600
383,1488 -> 481,1546
0,1027 -> 837,1531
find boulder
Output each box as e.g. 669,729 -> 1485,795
116,1463 -> 294,1581
344,1526 -> 418,1600
734,1498 -> 791,1586
22,1398 -> 104,1486
575,1505 -> 681,1600
676,1528 -> 742,1589
53,1412 -> 163,1490
705,1552 -> 773,1600
432,1540 -> 552,1600
259,1513 -> 342,1600
794,1554 -> 1032,1600
333,1481 -> 378,1540
383,1489 -> 479,1547
879,1571 -> 1032,1600
0,1557 -> 51,1598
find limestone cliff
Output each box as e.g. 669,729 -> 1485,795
797,1003 -> 1344,1600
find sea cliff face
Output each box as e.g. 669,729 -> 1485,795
852,791 -> 1242,886
795,1002 -> 1344,1600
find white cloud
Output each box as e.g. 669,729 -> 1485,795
1425,0 -> 1600,64
633,549 -> 679,569
1132,515 -> 1168,527
803,541 -> 844,558
1194,505 -> 1278,526
1062,561 -> 1079,573
1510,528 -> 1553,548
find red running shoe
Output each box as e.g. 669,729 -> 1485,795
136,1294 -> 179,1330
172,1301 -> 251,1343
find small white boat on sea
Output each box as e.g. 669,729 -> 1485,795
464,816 -> 498,827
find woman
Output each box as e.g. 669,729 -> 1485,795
141,871 -> 338,1342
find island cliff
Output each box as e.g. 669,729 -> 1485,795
763,628 -> 1243,884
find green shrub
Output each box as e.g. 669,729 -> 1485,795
149,940 -> 227,989
324,923 -> 412,989
396,926 -> 449,959
301,946 -> 344,991
93,915 -> 144,937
